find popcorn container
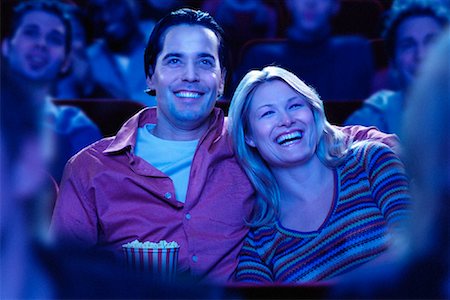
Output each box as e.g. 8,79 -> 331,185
122,240 -> 179,282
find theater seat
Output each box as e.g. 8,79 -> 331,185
323,100 -> 363,126
332,0 -> 385,39
53,98 -> 146,137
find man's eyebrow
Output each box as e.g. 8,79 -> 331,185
161,52 -> 182,60
198,53 -> 216,59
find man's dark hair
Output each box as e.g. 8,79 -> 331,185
9,0 -> 72,55
144,8 -> 228,95
383,0 -> 449,59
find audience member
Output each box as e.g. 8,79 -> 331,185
202,0 -> 279,63
345,0 -> 449,136
1,0 -> 102,182
51,8 -> 400,285
235,0 -> 375,101
1,52 -> 55,300
84,0 -> 154,106
54,4 -> 114,99
331,27 -> 449,299
138,0 -> 201,39
228,66 -> 410,283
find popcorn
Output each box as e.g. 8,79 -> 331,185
122,239 -> 179,249
122,239 -> 180,282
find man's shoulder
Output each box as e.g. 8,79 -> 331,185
68,137 -> 114,165
364,90 -> 399,109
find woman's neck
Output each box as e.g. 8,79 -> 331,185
272,154 -> 332,203
272,155 -> 335,232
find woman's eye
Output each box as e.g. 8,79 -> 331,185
289,103 -> 303,110
260,111 -> 274,118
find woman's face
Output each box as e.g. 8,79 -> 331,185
245,80 -> 318,168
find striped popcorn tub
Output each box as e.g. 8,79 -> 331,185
122,240 -> 179,282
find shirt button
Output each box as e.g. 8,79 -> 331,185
192,255 -> 198,263
185,213 -> 191,220
164,192 -> 172,199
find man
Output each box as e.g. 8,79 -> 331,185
1,0 -> 102,182
345,1 -> 449,136
235,0 -> 374,101
51,8 -> 254,284
84,0 -> 154,106
51,8 -> 399,284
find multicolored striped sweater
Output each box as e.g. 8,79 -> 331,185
235,141 -> 410,283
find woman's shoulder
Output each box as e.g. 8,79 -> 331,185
346,140 -> 400,169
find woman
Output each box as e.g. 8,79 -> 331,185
228,66 -> 410,283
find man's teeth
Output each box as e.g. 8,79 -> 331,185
175,91 -> 201,98
277,131 -> 303,145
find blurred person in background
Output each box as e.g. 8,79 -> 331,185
1,0 -> 101,191
332,27 -> 449,299
202,0 -> 279,61
138,0 -> 201,39
85,0 -> 154,106
345,0 -> 449,136
235,0 -> 375,102
54,3 -> 114,99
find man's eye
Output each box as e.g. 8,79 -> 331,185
23,28 -> 39,38
47,34 -> 65,46
199,59 -> 214,67
398,41 -> 415,52
168,58 -> 181,64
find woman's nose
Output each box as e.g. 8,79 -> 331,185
278,111 -> 295,127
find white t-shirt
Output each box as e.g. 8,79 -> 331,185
134,124 -> 198,203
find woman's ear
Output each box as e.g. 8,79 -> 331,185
245,134 -> 256,148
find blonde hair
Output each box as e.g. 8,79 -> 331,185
228,66 -> 349,226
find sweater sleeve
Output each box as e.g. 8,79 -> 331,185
338,125 -> 401,155
234,232 -> 273,283
364,143 -> 411,232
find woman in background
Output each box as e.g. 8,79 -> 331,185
228,66 -> 410,283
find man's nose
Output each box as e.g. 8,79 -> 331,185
34,34 -> 47,48
415,43 -> 427,63
182,62 -> 200,82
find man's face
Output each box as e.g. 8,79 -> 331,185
147,24 -> 225,139
2,10 -> 68,83
393,15 -> 442,89
288,0 -> 339,34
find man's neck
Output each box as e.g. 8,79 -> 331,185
151,119 -> 210,141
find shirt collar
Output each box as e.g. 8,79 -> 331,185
103,107 -> 224,154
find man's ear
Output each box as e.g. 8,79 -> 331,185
219,69 -> 226,96
245,134 -> 256,148
145,65 -> 157,96
60,55 -> 71,74
146,65 -> 155,89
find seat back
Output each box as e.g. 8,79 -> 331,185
53,98 -> 146,137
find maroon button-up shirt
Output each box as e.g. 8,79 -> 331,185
50,107 -> 255,283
